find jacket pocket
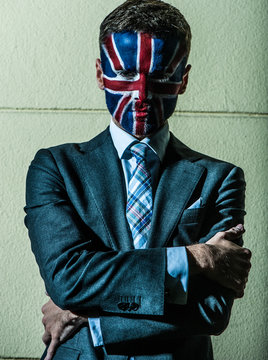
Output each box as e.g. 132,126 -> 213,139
180,207 -> 205,224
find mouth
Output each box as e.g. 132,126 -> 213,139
136,110 -> 148,116
134,101 -> 150,120
135,111 -> 149,120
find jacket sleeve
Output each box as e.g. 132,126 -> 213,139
25,148 -> 167,316
99,165 -> 246,353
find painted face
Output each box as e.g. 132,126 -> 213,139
101,31 -> 187,136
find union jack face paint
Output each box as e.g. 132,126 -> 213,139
101,31 -> 187,136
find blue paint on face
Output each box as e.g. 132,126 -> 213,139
101,52 -> 116,78
150,37 -> 165,73
105,92 -> 122,115
113,32 -> 138,71
101,31 -> 187,136
121,101 -> 134,134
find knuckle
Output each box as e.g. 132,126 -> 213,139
235,277 -> 244,288
243,248 -> 251,257
42,333 -> 50,345
230,279 -> 237,289
241,269 -> 248,278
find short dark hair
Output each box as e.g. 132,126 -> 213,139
99,0 -> 192,58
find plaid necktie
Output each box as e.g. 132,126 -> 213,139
126,142 -> 153,249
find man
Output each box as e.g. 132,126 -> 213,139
25,1 -> 251,359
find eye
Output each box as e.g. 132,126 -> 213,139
149,73 -> 170,82
156,76 -> 170,83
118,70 -> 137,79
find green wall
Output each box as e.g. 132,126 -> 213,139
0,1 -> 267,359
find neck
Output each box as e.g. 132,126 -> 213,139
111,118 -> 167,140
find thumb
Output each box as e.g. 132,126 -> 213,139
225,224 -> 245,240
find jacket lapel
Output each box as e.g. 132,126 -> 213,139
75,129 -> 205,250
148,134 -> 205,248
75,128 -> 133,251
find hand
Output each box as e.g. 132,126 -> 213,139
205,225 -> 251,297
187,224 -> 251,298
41,298 -> 87,360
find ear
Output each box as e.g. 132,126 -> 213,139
178,64 -> 191,95
96,58 -> 105,90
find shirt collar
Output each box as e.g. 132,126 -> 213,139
109,119 -> 170,162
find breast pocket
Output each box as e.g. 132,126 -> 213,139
177,207 -> 206,245
180,206 -> 205,224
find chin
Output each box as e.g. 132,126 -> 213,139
133,118 -> 163,137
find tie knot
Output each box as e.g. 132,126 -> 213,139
130,142 -> 148,161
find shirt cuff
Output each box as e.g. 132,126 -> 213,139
166,247 -> 189,305
88,317 -> 104,347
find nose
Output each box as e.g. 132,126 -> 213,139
139,73 -> 148,102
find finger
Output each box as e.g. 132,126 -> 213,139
42,331 -> 51,345
235,223 -> 244,231
41,303 -> 48,314
228,266 -> 248,281
222,269 -> 247,292
44,338 -> 59,360
236,258 -> 252,272
233,224 -> 245,232
224,224 -> 245,240
231,258 -> 251,279
232,273 -> 249,294
243,248 -> 252,259
232,255 -> 251,270
228,224 -> 244,232
235,289 -> 244,299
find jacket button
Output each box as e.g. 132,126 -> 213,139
128,302 -> 139,311
117,302 -> 130,311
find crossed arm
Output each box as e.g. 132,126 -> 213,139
41,227 -> 251,358
25,149 -> 251,359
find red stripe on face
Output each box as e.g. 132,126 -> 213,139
104,35 -> 123,71
138,73 -> 147,102
134,33 -> 152,135
114,95 -> 132,123
103,78 -> 139,92
104,77 -> 181,96
166,41 -> 187,75
139,33 -> 152,73
135,119 -> 146,135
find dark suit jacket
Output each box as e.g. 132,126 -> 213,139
24,128 -> 246,360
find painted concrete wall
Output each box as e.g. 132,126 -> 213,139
0,0 -> 267,359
